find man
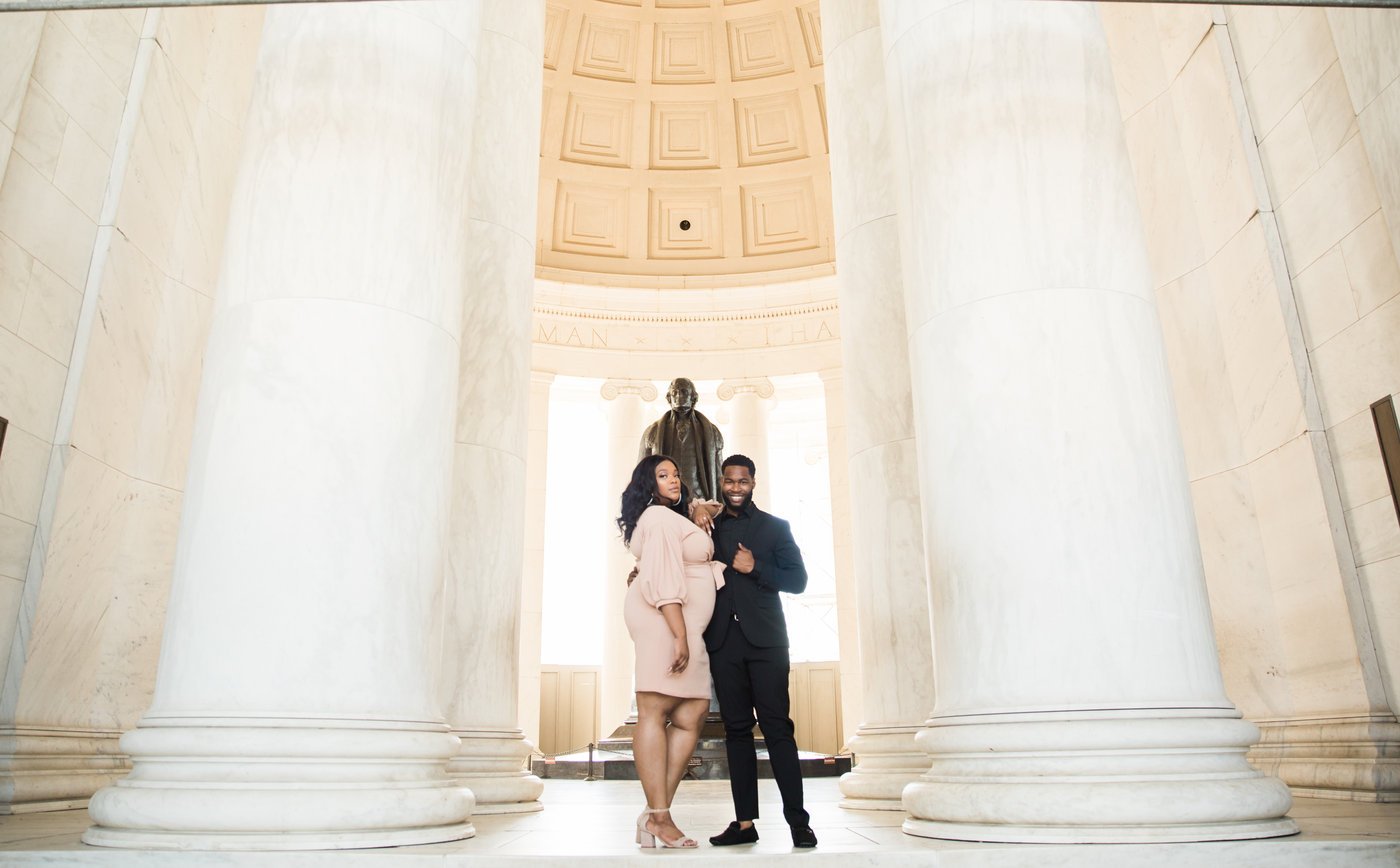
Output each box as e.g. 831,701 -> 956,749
638,378 -> 724,502
704,455 -> 817,849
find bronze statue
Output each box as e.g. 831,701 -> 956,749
638,378 -> 724,502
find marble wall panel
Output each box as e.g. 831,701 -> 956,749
1098,3 -> 1167,120
0,5 -> 262,760
1276,136 -> 1380,276
14,83 -> 65,179
0,154 -> 96,291
28,15 -> 128,157
12,449 -> 180,729
1240,8 -> 1338,141
1110,6 -> 1398,748
1326,7 -> 1400,113
68,233 -> 213,489
1342,210 -> 1400,318
51,118 -> 108,222
0,515 -> 33,584
50,11 -> 138,92
1292,247 -> 1357,349
0,234 -> 28,331
112,49 -> 199,288
1250,435 -> 1373,716
1357,82 -> 1400,266
1207,218 -> 1306,463
16,261 -> 80,365
1256,102 -> 1317,207
191,7 -> 261,130
0,425 -> 47,526
1327,406 -> 1392,509
1309,294 -> 1400,428
1226,4 -> 1298,79
0,13 -> 45,131
1303,64 -> 1359,167
1345,495 -> 1400,566
1189,465 -> 1288,715
1172,31 -> 1256,260
1121,94 -> 1205,289
1153,3 -> 1213,82
1154,268 -> 1243,481
1359,555 -> 1400,697
0,325 -> 65,442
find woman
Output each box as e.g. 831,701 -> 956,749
617,454 -> 724,849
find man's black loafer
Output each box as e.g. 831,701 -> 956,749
709,821 -> 759,846
791,824 -> 818,848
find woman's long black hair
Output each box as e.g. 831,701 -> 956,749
617,454 -> 690,546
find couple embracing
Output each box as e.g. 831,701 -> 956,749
616,453 -> 818,850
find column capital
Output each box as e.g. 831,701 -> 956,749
600,379 -> 657,402
530,370 -> 557,388
716,377 -> 774,401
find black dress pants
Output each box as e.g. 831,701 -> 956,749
710,623 -> 809,827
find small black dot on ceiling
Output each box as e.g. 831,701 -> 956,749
679,220 -> 691,231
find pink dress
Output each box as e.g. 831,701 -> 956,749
625,505 -> 723,699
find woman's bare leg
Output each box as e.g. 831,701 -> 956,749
634,691 -> 673,811
664,697 -> 710,803
633,692 -> 688,843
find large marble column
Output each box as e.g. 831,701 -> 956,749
517,371 -> 555,749
821,0 -> 936,811
439,0 -> 544,815
817,370 -> 866,754
880,0 -> 1296,842
716,378 -> 772,508
83,1 -> 481,849
599,380 -> 657,736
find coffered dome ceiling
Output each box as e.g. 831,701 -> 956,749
537,0 -> 834,288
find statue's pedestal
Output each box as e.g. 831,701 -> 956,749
532,714 -> 851,781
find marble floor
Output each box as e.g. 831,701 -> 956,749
1,778 -> 1397,866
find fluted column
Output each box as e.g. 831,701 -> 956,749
821,0 -> 936,811
600,380 -> 658,736
817,370 -> 865,755
518,371 -> 555,749
716,378 -> 772,508
440,0 -> 544,815
881,0 -> 1296,842
84,1 -> 482,849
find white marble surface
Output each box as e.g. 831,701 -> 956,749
0,781 -> 1397,865
0,7 -> 263,816
83,1 -> 483,847
517,372 -> 553,749
1108,2 -> 1400,803
440,0 -> 543,814
599,387 -> 646,737
822,0 -> 934,810
884,0 -> 1291,839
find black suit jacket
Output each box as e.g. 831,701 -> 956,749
704,503 -> 807,651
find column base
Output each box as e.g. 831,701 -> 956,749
903,711 -> 1298,844
0,727 -> 128,814
838,725 -> 930,811
82,822 -> 475,851
903,817 -> 1300,844
449,728 -> 544,814
84,718 -> 475,851
1250,715 -> 1400,802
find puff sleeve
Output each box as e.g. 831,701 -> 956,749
632,508 -> 688,609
